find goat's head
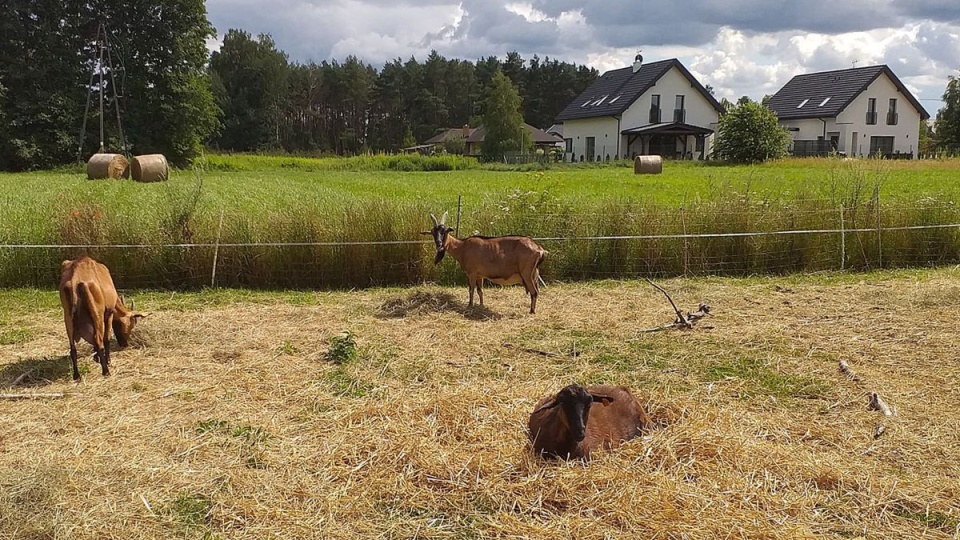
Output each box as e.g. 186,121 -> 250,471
533,384 -> 615,442
113,295 -> 150,348
420,212 -> 453,264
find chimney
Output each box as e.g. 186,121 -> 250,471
462,124 -> 470,138
632,52 -> 644,73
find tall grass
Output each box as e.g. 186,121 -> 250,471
1,158 -> 959,288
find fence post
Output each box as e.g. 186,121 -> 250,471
455,195 -> 462,238
839,204 -> 845,270
681,206 -> 689,276
874,186 -> 882,268
210,209 -> 225,288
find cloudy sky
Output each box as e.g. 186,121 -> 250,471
206,0 -> 960,116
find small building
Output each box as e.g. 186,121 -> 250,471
555,55 -> 724,162
766,65 -> 929,159
425,124 -> 562,156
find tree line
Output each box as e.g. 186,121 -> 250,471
207,30 -> 598,155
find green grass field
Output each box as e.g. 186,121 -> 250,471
1,155 -> 959,288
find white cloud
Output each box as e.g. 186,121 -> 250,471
205,0 -> 960,113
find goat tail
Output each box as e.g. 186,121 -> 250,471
72,282 -> 85,318
536,250 -> 547,288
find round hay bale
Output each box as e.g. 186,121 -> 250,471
86,153 -> 129,180
634,155 -> 663,175
131,154 -> 169,183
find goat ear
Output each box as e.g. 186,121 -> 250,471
419,230 -> 432,236
133,312 -> 151,320
590,393 -> 615,406
532,397 -> 559,415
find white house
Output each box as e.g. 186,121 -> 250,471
767,65 -> 929,158
555,56 -> 724,162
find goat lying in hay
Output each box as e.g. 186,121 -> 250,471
422,212 -> 547,314
528,384 -> 651,459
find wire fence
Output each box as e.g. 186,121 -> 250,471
3,197 -> 960,289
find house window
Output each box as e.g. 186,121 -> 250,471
585,137 -> 596,162
650,94 -> 661,123
866,98 -> 877,125
887,98 -> 898,125
564,138 -> 572,153
674,95 -> 685,123
869,136 -> 894,156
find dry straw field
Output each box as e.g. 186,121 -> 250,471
2,270 -> 959,539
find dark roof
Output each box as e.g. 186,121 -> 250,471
464,124 -> 563,144
424,127 -> 474,145
622,122 -> 714,136
556,58 -> 724,122
767,65 -> 930,120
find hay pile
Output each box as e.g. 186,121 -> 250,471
2,272 -> 960,538
634,155 -> 663,174
131,154 -> 169,182
86,153 -> 129,180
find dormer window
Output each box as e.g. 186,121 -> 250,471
797,99 -> 810,108
819,97 -> 831,107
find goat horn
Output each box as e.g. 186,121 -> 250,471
430,214 -> 439,227
532,397 -> 559,415
129,298 -> 135,311
440,211 -> 448,225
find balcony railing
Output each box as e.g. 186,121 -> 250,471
673,109 -> 685,123
649,108 -> 661,123
886,112 -> 898,125
866,111 -> 878,125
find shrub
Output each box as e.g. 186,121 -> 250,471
715,100 -> 791,164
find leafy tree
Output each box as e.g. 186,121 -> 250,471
98,0 -> 218,167
209,30 -> 290,151
443,135 -> 465,155
401,128 -> 417,149
481,70 -> 526,162
935,72 -> 960,151
715,99 -> 790,163
918,120 -> 936,156
0,0 -> 86,170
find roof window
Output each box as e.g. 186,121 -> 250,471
797,99 -> 810,108
609,95 -> 622,103
819,97 -> 831,107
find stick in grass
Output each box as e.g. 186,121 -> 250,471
645,278 -> 691,328
868,392 -> 894,416
0,392 -> 64,400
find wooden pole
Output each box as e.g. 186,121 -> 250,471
210,209 -> 225,288
840,204 -> 846,270
455,195 -> 462,238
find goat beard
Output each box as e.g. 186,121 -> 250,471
433,249 -> 446,264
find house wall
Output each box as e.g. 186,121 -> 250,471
562,64 -> 721,162
777,73 -> 922,158
837,74 -> 922,157
562,116 -> 621,162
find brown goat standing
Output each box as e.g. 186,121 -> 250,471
59,256 -> 148,381
422,212 -> 547,314
528,384 -> 650,459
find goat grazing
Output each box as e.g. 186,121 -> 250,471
422,212 -> 547,314
528,384 -> 650,459
59,256 -> 149,381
